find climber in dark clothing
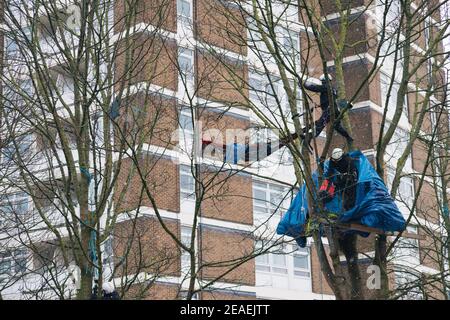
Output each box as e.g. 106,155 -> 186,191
324,148 -> 359,211
302,74 -> 353,148
90,281 -> 120,300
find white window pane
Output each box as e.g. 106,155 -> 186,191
256,265 -> 271,272
15,257 -> 27,273
181,227 -> 191,246
293,254 -> 309,270
294,270 -> 310,277
254,189 -> 266,201
271,253 -> 286,267
254,205 -> 269,214
272,267 -> 288,274
253,181 -> 267,189
0,260 -> 11,274
180,112 -> 193,132
181,175 -> 194,189
178,48 -> 194,77
178,0 -> 192,19
256,253 -> 269,265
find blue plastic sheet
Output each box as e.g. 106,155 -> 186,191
277,150 -> 406,247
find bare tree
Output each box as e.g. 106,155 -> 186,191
204,0 -> 450,299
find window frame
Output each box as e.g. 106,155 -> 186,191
252,181 -> 289,221
177,0 -> 193,22
255,241 -> 311,280
180,165 -> 196,200
0,248 -> 29,283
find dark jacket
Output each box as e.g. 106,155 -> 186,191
304,81 -> 338,112
325,154 -> 358,189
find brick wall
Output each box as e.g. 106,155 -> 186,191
319,0 -> 365,17
323,14 -> 368,61
196,0 -> 247,55
201,169 -> 253,225
199,226 -> 255,286
113,216 -> 181,277
412,139 -> 434,178
300,31 -> 323,78
310,243 -> 334,295
115,93 -> 178,150
114,0 -> 177,33
124,282 -> 180,300
419,229 -> 442,271
415,180 -> 440,225
199,108 -> 250,145
114,156 -> 180,213
196,50 -> 248,105
324,107 -> 373,151
115,33 -> 177,91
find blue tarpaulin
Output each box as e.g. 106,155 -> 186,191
277,150 -> 406,247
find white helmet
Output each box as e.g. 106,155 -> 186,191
319,74 -> 332,82
331,148 -> 344,161
102,282 -> 115,294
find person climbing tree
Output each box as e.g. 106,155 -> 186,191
324,148 -> 359,211
302,74 -> 354,149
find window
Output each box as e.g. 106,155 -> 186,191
0,249 -> 28,283
279,1 -> 299,23
0,192 -> 29,230
55,123 -> 77,150
279,27 -> 300,61
178,47 -> 194,84
380,73 -> 408,121
425,37 -> 434,89
398,175 -> 414,208
253,181 -> 288,221
3,79 -> 34,113
177,0 -> 192,21
101,237 -> 114,267
1,135 -> 33,165
180,165 -> 195,200
56,73 -> 75,97
394,270 -> 423,300
395,225 -> 420,266
386,167 -> 414,215
386,0 -> 401,27
255,241 -> 311,290
247,18 -> 273,63
293,247 -> 310,277
4,27 -> 31,59
179,291 -> 199,300
264,76 -> 280,105
249,72 -> 264,102
5,36 -> 19,58
179,110 -> 194,154
255,242 -> 287,274
181,226 -> 192,273
385,126 -> 412,170
0,192 -> 29,216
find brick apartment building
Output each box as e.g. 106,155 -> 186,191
0,0 -> 448,300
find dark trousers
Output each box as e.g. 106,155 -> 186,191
305,109 -> 352,141
337,173 -> 358,211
